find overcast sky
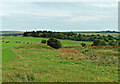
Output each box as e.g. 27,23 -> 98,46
1,1 -> 118,31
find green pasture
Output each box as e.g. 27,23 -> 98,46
1,36 -> 118,82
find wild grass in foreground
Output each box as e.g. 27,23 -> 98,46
1,36 -> 118,82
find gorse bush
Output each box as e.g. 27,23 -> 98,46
47,38 -> 62,49
117,41 -> 120,46
92,39 -> 107,46
41,40 -> 46,44
108,40 -> 117,46
81,43 -> 86,47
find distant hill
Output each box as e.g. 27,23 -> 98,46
73,30 -> 120,33
0,31 -> 24,34
100,30 -> 120,33
0,31 -> 24,36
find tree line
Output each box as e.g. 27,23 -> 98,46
1,34 -> 23,36
23,30 -> 120,46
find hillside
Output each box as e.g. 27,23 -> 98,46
0,31 -> 24,34
1,36 -> 119,82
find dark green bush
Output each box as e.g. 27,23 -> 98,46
117,41 -> 120,46
47,38 -> 62,49
108,40 -> 117,46
92,39 -> 107,46
81,43 -> 86,47
41,40 -> 46,44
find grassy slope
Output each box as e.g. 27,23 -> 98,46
1,36 -> 118,82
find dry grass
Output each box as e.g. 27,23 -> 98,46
96,50 -> 118,54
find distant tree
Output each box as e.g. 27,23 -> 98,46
43,30 -> 47,33
39,33 -> 43,37
97,34 -> 100,36
27,33 -> 32,37
23,32 -> 28,37
41,40 -> 46,44
63,35 -> 68,39
104,38 -> 109,42
81,43 -> 86,47
78,33 -> 81,38
42,33 -> 47,38
23,30 -> 117,44
107,35 -> 114,40
47,38 -> 62,49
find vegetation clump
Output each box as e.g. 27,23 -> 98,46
108,40 -> 117,46
41,40 -> 46,44
81,43 -> 86,47
117,41 -> 120,46
47,38 -> 62,49
92,39 -> 107,46
23,30 -> 120,47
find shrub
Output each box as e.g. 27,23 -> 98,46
108,40 -> 117,46
117,41 -> 120,46
41,40 -> 46,44
47,38 -> 62,49
92,39 -> 107,46
81,43 -> 86,47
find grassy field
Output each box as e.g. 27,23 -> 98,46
1,36 -> 119,82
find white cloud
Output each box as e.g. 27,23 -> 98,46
1,0 -> 119,2
65,15 -> 111,22
1,2 -> 117,31
1,2 -> 73,17
87,3 -> 118,8
0,11 -> 10,16
9,10 -> 72,17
